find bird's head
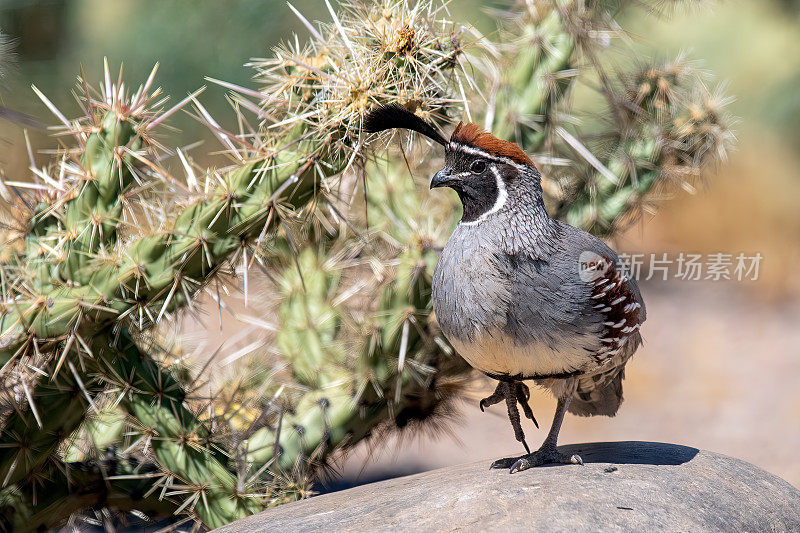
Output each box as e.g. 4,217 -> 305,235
364,104 -> 542,224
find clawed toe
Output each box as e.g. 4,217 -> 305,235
515,382 -> 539,429
509,456 -> 536,473
489,457 -> 516,470
490,450 -> 584,473
478,382 -> 506,413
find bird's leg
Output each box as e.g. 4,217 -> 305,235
490,395 -> 583,472
504,381 -> 530,454
479,381 -> 536,453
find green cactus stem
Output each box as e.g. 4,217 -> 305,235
559,63 -> 732,234
490,3 -> 576,152
486,2 -> 731,235
244,165 -> 469,474
0,456 -> 173,532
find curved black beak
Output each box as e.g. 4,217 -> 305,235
430,169 -> 453,189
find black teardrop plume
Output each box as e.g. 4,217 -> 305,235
363,104 -> 446,146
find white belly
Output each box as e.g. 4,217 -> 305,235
448,329 -> 594,378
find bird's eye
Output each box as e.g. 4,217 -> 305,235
470,160 -> 486,174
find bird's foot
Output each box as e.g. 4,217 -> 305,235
490,446 -> 583,473
479,381 -> 538,428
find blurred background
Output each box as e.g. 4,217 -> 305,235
1,0 -> 799,491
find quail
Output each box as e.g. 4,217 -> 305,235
365,105 -> 646,473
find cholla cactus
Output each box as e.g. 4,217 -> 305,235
483,0 -> 733,234
244,0 -> 466,166
0,1 -> 469,529
0,0 -> 731,530
240,161 -> 468,474
559,59 -> 733,232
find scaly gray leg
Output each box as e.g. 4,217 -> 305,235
490,395 -> 583,472
479,380 -> 538,454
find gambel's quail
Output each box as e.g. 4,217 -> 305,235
365,105 -> 646,472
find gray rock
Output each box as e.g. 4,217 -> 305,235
215,442 -> 800,532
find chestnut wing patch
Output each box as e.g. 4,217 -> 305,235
584,256 -> 644,364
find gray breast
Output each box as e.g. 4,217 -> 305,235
432,223 -> 509,342
431,218 -> 629,377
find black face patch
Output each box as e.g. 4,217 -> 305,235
452,172 -> 499,223
439,148 -> 515,223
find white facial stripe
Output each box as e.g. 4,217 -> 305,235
459,166 -> 507,227
448,142 -> 530,172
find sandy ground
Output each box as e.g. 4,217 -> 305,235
324,280 -> 800,490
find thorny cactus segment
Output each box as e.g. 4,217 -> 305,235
0,455 -> 173,532
238,245 -> 355,472
560,61 -> 734,234
242,246 -> 373,469
2,328 -> 261,529
483,1 -> 732,235
0,117 -> 319,528
0,353 -> 99,487
356,164 -> 467,434
245,248 -> 354,470
484,0 -> 634,211
0,328 -> 252,528
232,0 -> 466,173
0,63 -> 321,528
102,330 -> 262,528
245,169 -> 469,474
46,112 -> 141,286
275,248 -> 347,389
0,140 -> 317,360
21,68 -> 179,291
489,2 -> 577,153
0,71 -> 172,494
